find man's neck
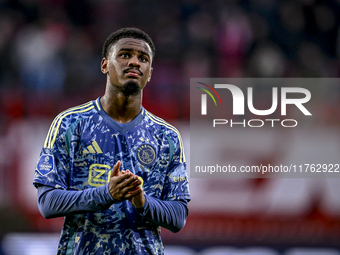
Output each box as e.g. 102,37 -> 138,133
100,92 -> 142,124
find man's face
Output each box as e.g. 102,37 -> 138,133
101,38 -> 153,93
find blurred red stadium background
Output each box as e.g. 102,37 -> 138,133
1,0 -> 340,254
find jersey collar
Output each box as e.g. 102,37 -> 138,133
94,97 -> 145,134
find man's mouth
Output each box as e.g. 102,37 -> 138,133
124,69 -> 142,77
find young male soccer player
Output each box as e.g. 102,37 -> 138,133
33,27 -> 190,255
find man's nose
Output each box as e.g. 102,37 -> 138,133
128,55 -> 140,67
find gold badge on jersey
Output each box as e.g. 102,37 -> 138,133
137,144 -> 156,166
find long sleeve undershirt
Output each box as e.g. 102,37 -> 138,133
37,184 -> 188,233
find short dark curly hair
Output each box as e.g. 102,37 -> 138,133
102,27 -> 155,59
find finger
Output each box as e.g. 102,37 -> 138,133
127,185 -> 142,193
129,178 -> 142,188
125,187 -> 143,198
108,173 -> 137,201
121,170 -> 130,175
112,161 -> 121,177
121,175 -> 141,187
113,172 -> 133,183
125,175 -> 143,189
119,176 -> 142,193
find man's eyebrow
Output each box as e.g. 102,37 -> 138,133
118,48 -> 151,58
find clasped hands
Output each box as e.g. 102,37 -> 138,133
108,161 -> 145,208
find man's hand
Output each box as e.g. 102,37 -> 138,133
121,169 -> 145,208
108,161 -> 143,201
128,188 -> 145,208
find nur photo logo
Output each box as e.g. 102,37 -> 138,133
190,78 -> 339,179
195,80 -> 312,128
196,82 -> 222,115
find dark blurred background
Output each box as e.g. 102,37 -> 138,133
1,0 -> 340,254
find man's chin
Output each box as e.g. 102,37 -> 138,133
122,80 -> 141,96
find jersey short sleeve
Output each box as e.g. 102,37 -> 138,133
144,110 -> 190,203
34,140 -> 70,189
33,101 -> 96,190
160,129 -> 190,202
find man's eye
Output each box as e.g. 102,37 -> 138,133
120,53 -> 130,58
139,56 -> 148,62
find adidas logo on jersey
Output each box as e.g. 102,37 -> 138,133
83,141 -> 103,154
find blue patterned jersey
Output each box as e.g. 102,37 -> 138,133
33,98 -> 190,255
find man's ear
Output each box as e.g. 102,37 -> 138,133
101,58 -> 108,74
147,67 -> 153,82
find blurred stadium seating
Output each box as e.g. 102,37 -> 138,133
1,0 -> 340,254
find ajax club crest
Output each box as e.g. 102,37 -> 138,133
137,144 -> 156,166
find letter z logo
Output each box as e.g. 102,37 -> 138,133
88,164 -> 111,187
